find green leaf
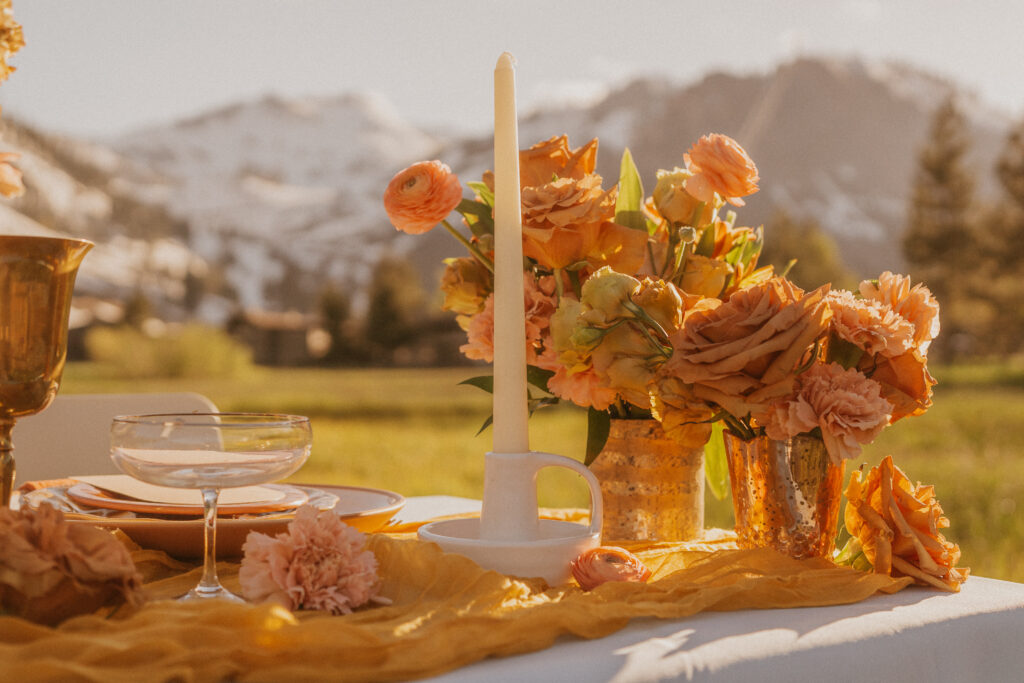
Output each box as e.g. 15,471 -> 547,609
704,421 -> 730,500
456,198 -> 494,239
466,182 -> 495,207
474,414 -> 493,437
584,408 -> 612,466
458,375 -> 493,393
527,365 -> 555,393
694,222 -> 717,257
614,148 -> 647,232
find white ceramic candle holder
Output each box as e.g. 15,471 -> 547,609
418,451 -> 603,585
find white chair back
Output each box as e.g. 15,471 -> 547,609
12,392 -> 219,484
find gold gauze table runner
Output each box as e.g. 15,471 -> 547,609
0,513 -> 911,683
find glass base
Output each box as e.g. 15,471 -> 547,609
179,584 -> 246,603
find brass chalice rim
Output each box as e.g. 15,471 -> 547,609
112,412 -> 311,429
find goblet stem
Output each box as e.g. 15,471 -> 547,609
186,486 -> 243,602
1,419 -> 14,508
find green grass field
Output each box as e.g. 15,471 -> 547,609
59,362 -> 1024,583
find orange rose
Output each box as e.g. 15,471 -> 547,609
383,160 -> 463,235
650,375 -> 716,448
0,150 -> 23,198
481,135 -> 599,193
520,174 -> 617,269
570,546 -> 651,590
684,134 -> 759,207
679,254 -> 731,298
651,167 -> 717,227
665,278 -> 831,419
843,456 -> 968,592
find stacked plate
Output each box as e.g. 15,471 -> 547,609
20,475 -> 405,559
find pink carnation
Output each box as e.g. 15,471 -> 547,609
859,271 -> 941,355
459,275 -> 558,364
827,289 -> 916,358
762,362 -> 892,465
545,364 -> 619,411
239,505 -> 381,615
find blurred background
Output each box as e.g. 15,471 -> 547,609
1,1 -> 1021,580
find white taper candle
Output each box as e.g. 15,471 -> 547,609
491,52 -> 529,454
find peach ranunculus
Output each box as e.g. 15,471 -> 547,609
570,546 -> 651,590
761,362 -> 893,465
0,150 -> 23,198
383,160 -> 463,235
665,277 -> 832,420
859,272 -> 941,354
826,289 -> 916,359
0,504 -> 143,625
239,505 -> 383,615
683,134 -> 759,207
842,455 -> 968,592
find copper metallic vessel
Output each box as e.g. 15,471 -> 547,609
1,235 -> 92,506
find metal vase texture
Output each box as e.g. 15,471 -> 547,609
1,235 -> 92,506
723,431 -> 844,559
588,419 -> 704,542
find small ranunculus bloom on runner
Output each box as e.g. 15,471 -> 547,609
383,160 -> 463,235
683,134 -> 759,207
761,362 -> 892,465
841,455 -> 968,592
240,505 -> 384,615
571,546 -> 651,590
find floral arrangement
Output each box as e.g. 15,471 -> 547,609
384,134 -> 768,489
837,456 -> 968,591
0,504 -> 144,625
0,0 -> 24,198
239,505 -> 385,615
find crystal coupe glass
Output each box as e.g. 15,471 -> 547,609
110,413 -> 312,601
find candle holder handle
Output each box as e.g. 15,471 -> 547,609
479,451 -> 603,542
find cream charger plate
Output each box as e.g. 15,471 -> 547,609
58,485 -> 405,559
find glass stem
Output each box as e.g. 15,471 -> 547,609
1,419 -> 14,509
198,487 -> 221,594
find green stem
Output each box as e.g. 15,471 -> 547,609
442,220 -> 494,274
553,267 -> 565,303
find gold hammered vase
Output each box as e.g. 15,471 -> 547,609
588,419 -> 704,542
723,431 -> 844,559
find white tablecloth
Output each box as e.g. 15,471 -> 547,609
400,497 -> 1024,683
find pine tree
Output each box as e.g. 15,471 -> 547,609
363,256 -> 427,363
903,95 -> 979,356
759,209 -> 856,291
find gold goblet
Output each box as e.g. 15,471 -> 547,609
1,235 -> 93,507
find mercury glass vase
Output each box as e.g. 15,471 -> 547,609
723,431 -> 844,559
588,419 -> 704,542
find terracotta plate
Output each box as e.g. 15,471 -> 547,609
66,482 -> 309,516
62,485 -> 405,559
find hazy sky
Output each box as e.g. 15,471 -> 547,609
2,0 -> 1023,139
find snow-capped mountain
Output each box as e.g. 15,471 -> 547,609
2,56 -> 1012,319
